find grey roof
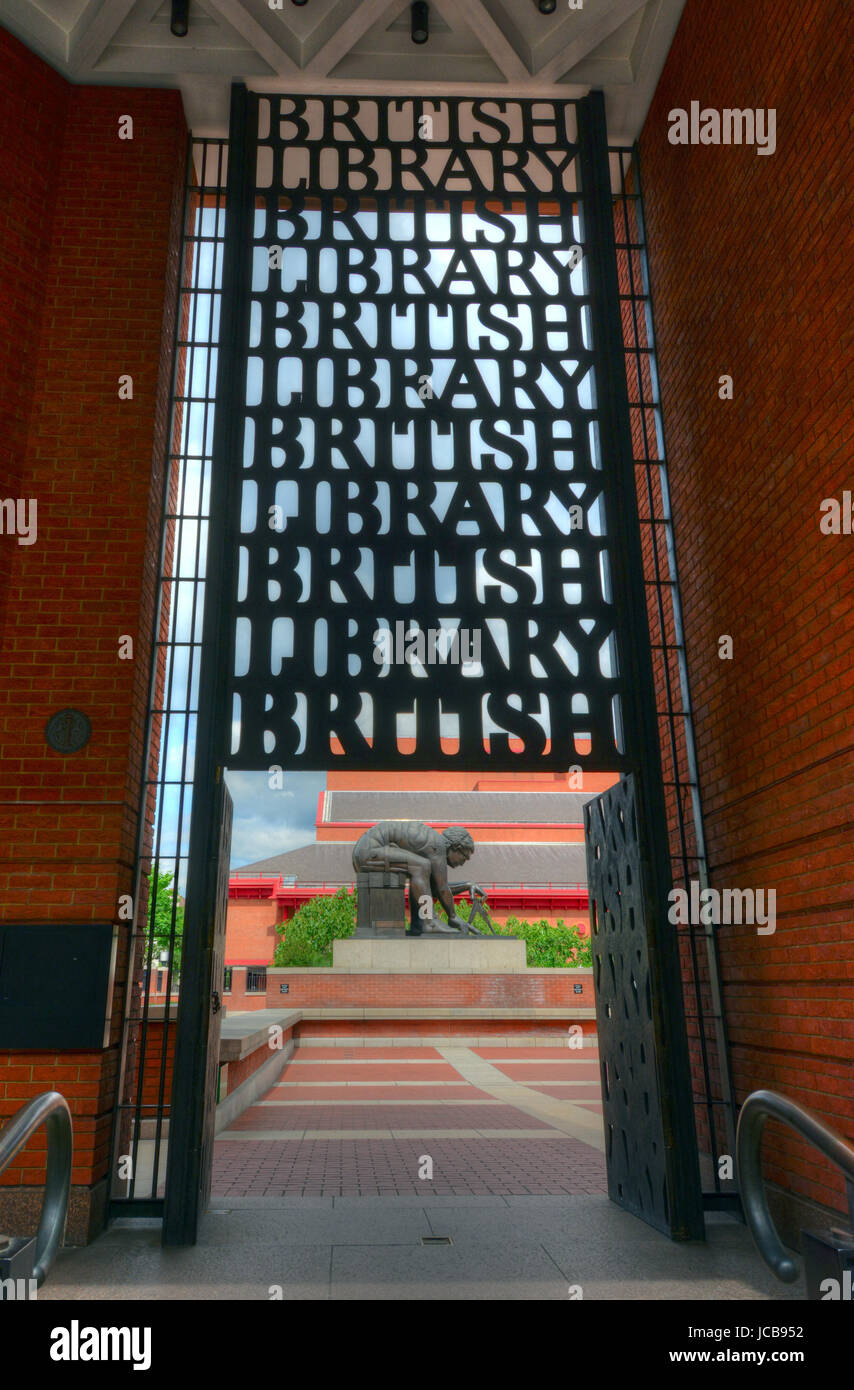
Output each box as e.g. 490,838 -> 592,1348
325,790 -> 593,825
235,839 -> 588,887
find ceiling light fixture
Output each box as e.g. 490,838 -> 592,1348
537,0 -> 557,13
411,1 -> 429,44
291,0 -> 308,7
170,0 -> 189,36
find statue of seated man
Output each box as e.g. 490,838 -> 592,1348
351,820 -> 476,935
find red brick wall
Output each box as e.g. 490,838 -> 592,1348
266,970 -> 593,1011
639,0 -> 853,1214
129,1021 -> 176,1113
0,32 -> 67,533
0,1054 -> 114,1187
222,1028 -> 294,1097
122,1018 -> 294,1114
225,967 -> 271,1012
0,26 -> 186,1205
226,900 -> 280,964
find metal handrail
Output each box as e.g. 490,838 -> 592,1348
736,1089 -> 854,1283
0,1091 -> 72,1286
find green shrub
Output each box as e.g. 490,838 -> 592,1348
435,899 -> 591,967
493,916 -> 592,968
270,887 -> 590,969
272,886 -> 355,967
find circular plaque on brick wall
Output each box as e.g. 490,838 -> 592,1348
45,708 -> 92,753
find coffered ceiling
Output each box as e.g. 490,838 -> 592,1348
0,0 -> 685,140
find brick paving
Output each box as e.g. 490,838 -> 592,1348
277,1062 -> 461,1082
213,1137 -> 606,1197
291,1047 -> 445,1060
267,1084 -> 495,1101
228,1104 -> 553,1131
212,1038 -> 606,1197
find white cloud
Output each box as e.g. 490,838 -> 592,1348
224,769 -> 326,868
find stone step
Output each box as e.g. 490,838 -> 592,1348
293,1035 -> 597,1049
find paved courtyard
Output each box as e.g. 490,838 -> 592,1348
213,1042 -> 607,1198
39,1042 -> 806,1300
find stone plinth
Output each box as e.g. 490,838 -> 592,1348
354,869 -> 407,936
332,936 -> 526,972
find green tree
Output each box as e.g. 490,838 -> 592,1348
273,886 -> 356,966
148,869 -> 185,973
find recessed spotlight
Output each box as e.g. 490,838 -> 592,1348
291,0 -> 308,6
538,0 -> 557,13
411,1 -> 429,44
170,0 -> 188,36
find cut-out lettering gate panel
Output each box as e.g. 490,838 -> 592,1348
229,97 -> 626,770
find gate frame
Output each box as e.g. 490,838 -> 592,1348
577,92 -> 704,1239
161,86 -> 254,1246
160,84 -> 704,1244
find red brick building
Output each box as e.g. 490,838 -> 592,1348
226,765 -> 617,1002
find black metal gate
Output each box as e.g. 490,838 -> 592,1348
585,775 -> 703,1238
120,87 -> 719,1243
163,775 -> 232,1245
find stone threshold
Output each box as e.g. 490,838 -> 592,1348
286,1055 -> 592,1065
293,1035 -> 598,1048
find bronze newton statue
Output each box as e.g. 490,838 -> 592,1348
351,820 -> 489,935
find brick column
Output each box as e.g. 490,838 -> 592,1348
0,26 -> 187,1243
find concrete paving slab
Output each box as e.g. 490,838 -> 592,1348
329,1239 -> 570,1301
436,1045 -> 607,1152
210,1196 -> 334,1210
38,1197 -> 803,1301
41,1232 -> 331,1301
327,1195 -> 514,1208
194,1206 -> 435,1247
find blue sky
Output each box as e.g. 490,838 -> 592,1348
224,769 -> 326,868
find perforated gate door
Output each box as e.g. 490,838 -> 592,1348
585,775 -> 702,1239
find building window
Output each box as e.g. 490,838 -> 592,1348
223,967 -> 233,993
246,968 -> 266,993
